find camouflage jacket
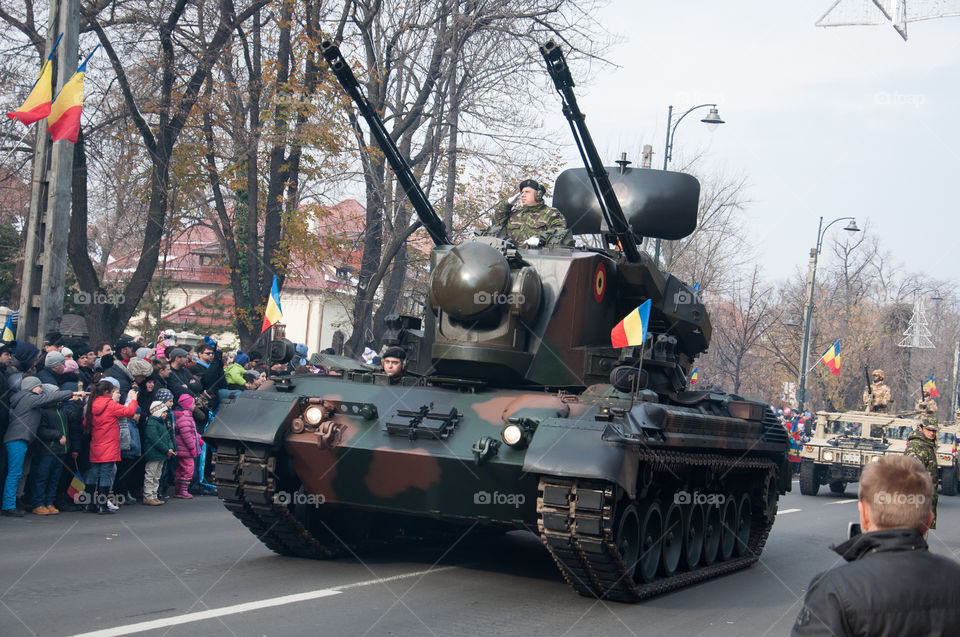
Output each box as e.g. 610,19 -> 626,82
862,381 -> 892,412
493,201 -> 570,246
914,396 -> 938,415
904,431 -> 938,484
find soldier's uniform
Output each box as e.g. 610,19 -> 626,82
905,418 -> 939,529
863,369 -> 893,413
494,201 -> 570,247
915,393 -> 938,416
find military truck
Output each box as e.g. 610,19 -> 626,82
799,411 -> 892,495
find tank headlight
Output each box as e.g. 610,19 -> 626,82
870,455 -> 880,462
823,451 -> 835,462
502,424 -> 525,448
304,405 -> 325,426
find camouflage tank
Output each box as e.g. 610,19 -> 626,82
204,41 -> 790,602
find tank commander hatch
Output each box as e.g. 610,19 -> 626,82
863,369 -> 893,413
492,179 -> 572,248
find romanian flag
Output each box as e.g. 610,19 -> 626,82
47,59 -> 88,143
1,314 -> 13,342
924,374 -> 939,398
690,367 -> 699,384
611,299 -> 651,349
261,275 -> 283,333
820,339 -> 841,377
67,472 -> 86,502
6,34 -> 61,125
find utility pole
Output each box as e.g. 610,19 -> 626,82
17,0 -> 79,344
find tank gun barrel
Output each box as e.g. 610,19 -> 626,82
540,41 -> 641,263
321,41 -> 451,246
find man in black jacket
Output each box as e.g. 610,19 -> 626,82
793,455 -> 960,636
166,348 -> 202,399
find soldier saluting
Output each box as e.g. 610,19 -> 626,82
493,179 -> 571,247
862,368 -> 893,413
905,417 -> 940,528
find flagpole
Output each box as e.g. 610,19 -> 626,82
0,127 -> 33,166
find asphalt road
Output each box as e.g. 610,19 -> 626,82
2,479 -> 959,637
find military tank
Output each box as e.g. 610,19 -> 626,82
204,40 -> 790,602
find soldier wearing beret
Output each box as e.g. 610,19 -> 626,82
905,417 -> 940,528
381,346 -> 406,384
493,179 -> 571,247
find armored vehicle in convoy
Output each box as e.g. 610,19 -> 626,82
800,411 -> 915,496
204,41 -> 790,602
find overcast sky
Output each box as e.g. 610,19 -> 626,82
544,1 -> 960,285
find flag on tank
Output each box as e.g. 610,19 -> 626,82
690,367 -> 699,384
610,299 -> 650,349
261,275 -> 283,333
923,374 -> 939,398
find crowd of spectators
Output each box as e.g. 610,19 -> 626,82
0,329 -> 335,518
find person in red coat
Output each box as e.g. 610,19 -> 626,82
84,379 -> 139,513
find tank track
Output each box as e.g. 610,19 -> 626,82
212,444 -> 344,558
537,450 -> 778,602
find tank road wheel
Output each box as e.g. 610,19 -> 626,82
764,474 -> 779,520
701,503 -> 721,566
681,502 -> 705,570
660,503 -> 683,577
734,494 -> 752,557
941,467 -> 957,496
829,481 -> 847,494
635,500 -> 663,584
718,494 -> 737,561
799,459 -> 820,495
614,503 -> 642,580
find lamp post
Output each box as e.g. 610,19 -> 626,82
796,216 -> 860,413
654,103 -> 725,266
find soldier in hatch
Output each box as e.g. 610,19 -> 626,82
380,346 -> 407,384
862,369 -> 893,413
493,179 -> 571,247
914,389 -> 938,416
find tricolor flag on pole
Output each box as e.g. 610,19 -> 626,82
47,45 -> 99,143
261,275 -> 283,333
819,339 -> 842,377
690,367 -> 699,384
923,374 -> 939,398
611,299 -> 651,349
66,471 -> 86,502
6,33 -> 63,125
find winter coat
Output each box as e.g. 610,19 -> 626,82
4,387 -> 75,444
224,363 -> 247,390
792,528 -> 960,636
173,396 -> 199,457
59,377 -> 84,454
36,367 -> 61,387
36,403 -> 69,455
142,415 -> 175,463
105,361 -> 134,401
0,364 -> 11,441
88,395 -> 138,463
167,365 -> 201,399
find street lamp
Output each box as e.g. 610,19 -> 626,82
655,103 -> 725,266
796,216 -> 860,413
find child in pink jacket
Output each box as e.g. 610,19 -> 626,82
172,394 -> 199,498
